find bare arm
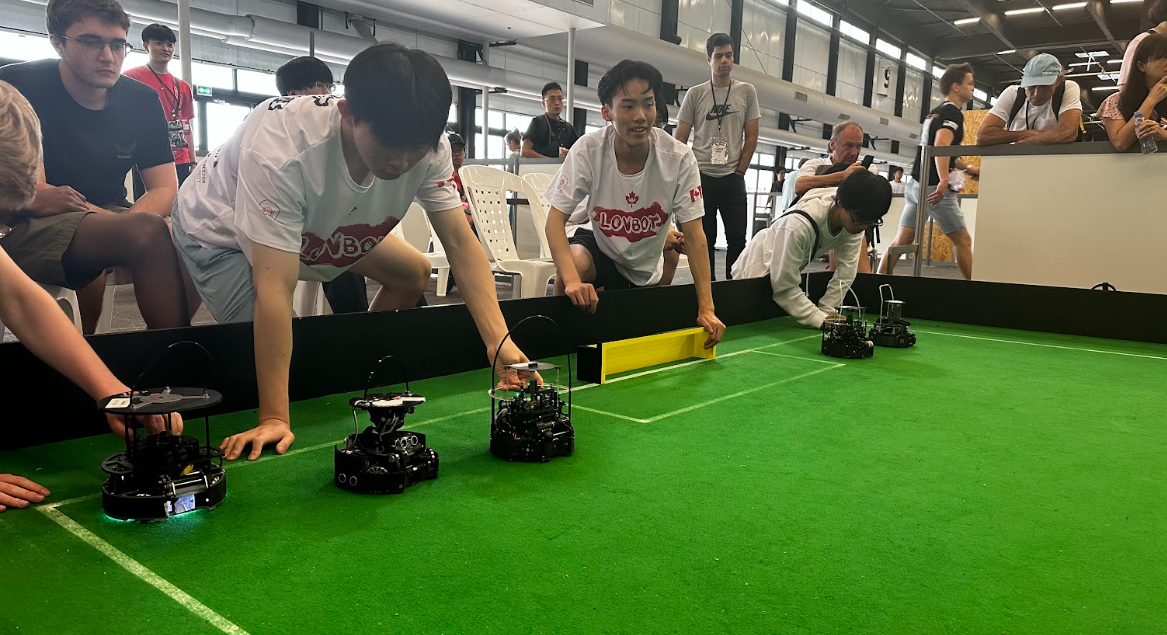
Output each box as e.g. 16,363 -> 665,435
674,120 -> 693,145
0,247 -> 128,403
1017,109 -> 1082,145
735,119 -> 759,175
794,164 -> 862,195
678,217 -> 724,349
976,113 -> 1035,146
521,139 -> 551,159
1103,115 -> 1138,151
128,163 -> 179,216
429,207 -> 530,387
218,241 -> 299,461
545,206 -> 598,313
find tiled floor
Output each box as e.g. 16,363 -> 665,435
3,251 -> 963,341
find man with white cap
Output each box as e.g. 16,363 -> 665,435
976,53 -> 1082,146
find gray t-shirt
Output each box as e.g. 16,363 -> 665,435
678,80 -> 761,177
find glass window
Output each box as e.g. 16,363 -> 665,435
931,64 -> 946,79
905,52 -> 927,71
236,69 -> 278,97
191,62 -> 234,91
875,39 -> 902,59
0,30 -> 56,62
973,88 -> 988,102
796,1 -> 834,27
205,101 -> 252,151
333,82 -> 345,97
839,20 -> 870,44
122,51 -> 151,73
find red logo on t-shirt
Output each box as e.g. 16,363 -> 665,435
259,200 -> 280,219
300,216 -> 401,267
625,191 -> 639,206
689,187 -> 703,203
592,202 -> 667,243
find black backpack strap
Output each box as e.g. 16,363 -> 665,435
779,209 -> 821,267
1008,85 -> 1026,127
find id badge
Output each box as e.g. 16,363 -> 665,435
168,119 -> 188,150
711,138 -> 729,165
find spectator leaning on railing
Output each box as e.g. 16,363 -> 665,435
1099,33 -> 1167,152
976,54 -> 1082,146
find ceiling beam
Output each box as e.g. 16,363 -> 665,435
953,0 -> 1017,53
1086,0 -> 1123,54
934,24 -> 1117,60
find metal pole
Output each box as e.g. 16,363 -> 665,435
566,27 -> 576,126
309,31 -> 315,59
481,45 -> 489,160
177,0 -> 192,84
912,144 -> 932,277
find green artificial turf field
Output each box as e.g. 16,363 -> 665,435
2,317 -> 1165,634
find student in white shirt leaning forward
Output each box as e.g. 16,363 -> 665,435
731,170 -> 892,330
544,59 -> 725,350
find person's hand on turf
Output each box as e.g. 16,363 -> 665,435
927,184 -> 947,206
105,412 -> 184,440
0,474 -> 49,512
564,280 -> 599,314
220,419 -> 295,461
697,310 -> 725,350
492,339 -> 542,390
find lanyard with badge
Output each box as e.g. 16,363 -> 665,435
150,68 -> 189,150
710,81 -> 732,165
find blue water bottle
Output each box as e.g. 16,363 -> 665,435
1134,111 -> 1159,154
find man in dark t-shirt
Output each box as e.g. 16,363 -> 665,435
522,82 -> 579,159
0,0 -> 189,332
878,62 -> 979,280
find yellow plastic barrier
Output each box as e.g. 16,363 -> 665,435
577,327 -> 716,384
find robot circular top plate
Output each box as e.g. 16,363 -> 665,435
99,387 -> 223,414
349,392 -> 426,409
506,361 -> 560,372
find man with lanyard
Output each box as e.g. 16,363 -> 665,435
879,63 -> 978,280
522,82 -> 579,159
675,32 -> 761,281
124,23 -> 194,190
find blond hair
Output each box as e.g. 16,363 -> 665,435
0,81 -> 42,211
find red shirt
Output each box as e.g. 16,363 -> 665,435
123,66 -> 196,165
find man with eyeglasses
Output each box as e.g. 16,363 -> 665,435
522,82 -> 579,159
124,23 -> 196,189
0,0 -> 189,333
792,121 -> 874,274
732,170 -> 891,330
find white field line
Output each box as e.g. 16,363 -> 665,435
915,330 -> 1167,361
37,506 -> 250,635
643,363 -> 844,423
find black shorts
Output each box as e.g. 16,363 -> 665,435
568,229 -> 636,291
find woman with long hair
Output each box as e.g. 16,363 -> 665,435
1100,32 -> 1167,151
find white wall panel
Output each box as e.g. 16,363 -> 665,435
792,19 -> 828,93
870,54 -> 899,115
903,68 -> 924,119
835,39 -> 865,104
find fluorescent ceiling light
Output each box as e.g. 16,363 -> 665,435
1107,59 -> 1122,64
1110,0 -> 1142,4
1075,51 -> 1111,58
997,49 -> 1016,55
1004,7 -> 1046,15
1052,2 -> 1087,10
1068,61 -> 1093,67
954,17 -> 981,25
1091,86 -> 1120,91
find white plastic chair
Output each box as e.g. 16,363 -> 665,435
0,283 -> 82,339
293,281 -> 328,317
520,172 -> 555,259
460,166 -> 557,299
95,267 -> 132,334
397,202 -> 451,297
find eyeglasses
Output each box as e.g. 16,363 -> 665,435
309,81 -> 335,93
848,208 -> 883,228
543,96 -> 564,104
59,35 -> 133,56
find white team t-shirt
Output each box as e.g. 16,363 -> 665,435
177,95 -> 461,282
547,127 -> 704,286
987,82 -> 1082,132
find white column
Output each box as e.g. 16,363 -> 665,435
566,27 -> 576,126
177,0 -> 192,83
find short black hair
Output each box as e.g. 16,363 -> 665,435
939,63 -> 974,95
541,82 -> 563,98
597,59 -> 663,108
505,129 -> 521,145
706,32 -> 734,57
889,166 -> 904,177
342,43 -> 452,151
140,23 -> 175,44
47,0 -> 129,37
837,169 -> 892,223
1151,0 -> 1167,24
276,56 -> 333,96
